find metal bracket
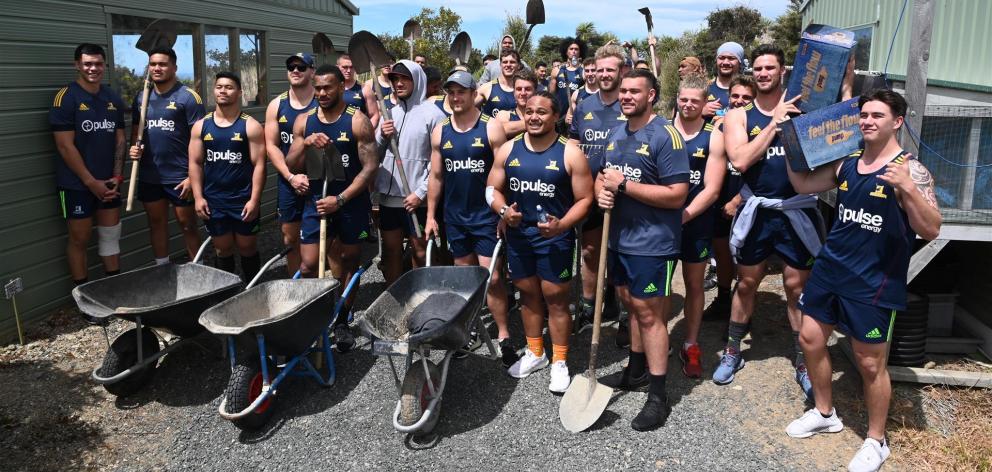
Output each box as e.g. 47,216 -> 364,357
907,238 -> 949,283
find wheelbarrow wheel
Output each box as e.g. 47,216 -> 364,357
398,359 -> 441,431
98,327 -> 161,397
227,356 -> 278,430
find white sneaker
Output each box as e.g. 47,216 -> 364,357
508,350 -> 549,378
786,407 -> 844,438
848,438 -> 890,472
548,361 -> 571,393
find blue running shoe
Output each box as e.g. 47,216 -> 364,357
712,346 -> 745,385
795,363 -> 815,402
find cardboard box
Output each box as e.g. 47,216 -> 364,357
786,24 -> 856,112
780,98 -> 862,172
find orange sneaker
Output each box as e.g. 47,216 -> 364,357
680,343 -> 702,378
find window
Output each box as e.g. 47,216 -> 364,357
850,26 -> 873,71
110,14 -> 265,109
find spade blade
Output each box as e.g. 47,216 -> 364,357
448,31 -> 472,65
136,19 -> 178,53
638,7 -> 654,31
324,143 -> 347,182
526,0 -> 546,25
402,19 -> 422,41
312,33 -> 334,56
348,31 -> 394,75
304,146 -> 326,181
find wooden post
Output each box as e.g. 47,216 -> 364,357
899,0 -> 934,156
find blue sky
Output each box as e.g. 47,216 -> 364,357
354,0 -> 791,50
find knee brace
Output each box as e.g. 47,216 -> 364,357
97,223 -> 122,257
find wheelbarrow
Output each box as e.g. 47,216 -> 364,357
354,239 -> 502,435
72,238 -> 288,397
200,258 -> 372,430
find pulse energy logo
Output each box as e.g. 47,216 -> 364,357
80,119 -> 115,133
509,177 -> 556,197
838,203 -> 883,233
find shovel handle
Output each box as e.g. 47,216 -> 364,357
587,210 -> 611,378
125,70 -> 153,212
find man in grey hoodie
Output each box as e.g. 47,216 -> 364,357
480,35 -> 530,84
376,60 -> 447,284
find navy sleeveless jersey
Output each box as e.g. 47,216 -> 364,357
554,66 -> 582,110
740,102 -> 793,199
506,109 -> 522,122
201,113 -> 252,210
276,92 -> 318,156
682,122 -> 716,237
576,87 -> 594,107
342,82 -> 368,116
569,93 -> 625,175
714,121 -> 744,206
382,94 -> 397,112
707,81 -> 730,109
504,134 -> 574,246
49,82 -> 126,190
303,106 -> 366,197
808,151 -> 917,309
482,80 -> 516,119
133,83 -> 206,184
439,114 -> 498,226
602,118 -> 690,256
429,95 -> 450,116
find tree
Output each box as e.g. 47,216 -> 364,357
694,6 -> 767,74
658,32 -> 699,112
534,34 -> 565,65
490,14 -> 532,61
373,7 -> 480,76
770,0 -> 803,62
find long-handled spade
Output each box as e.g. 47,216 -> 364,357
125,19 -> 177,212
348,30 -> 422,238
638,7 -> 660,77
402,19 -> 422,61
312,33 -> 335,66
520,0 -> 546,50
559,209 -> 613,433
448,31 -> 472,67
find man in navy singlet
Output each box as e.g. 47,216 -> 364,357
487,91 -> 593,394
670,74 -> 728,378
714,45 -> 830,397
477,49 -> 521,119
596,69 -> 689,431
702,41 -> 744,119
128,47 -> 206,264
534,61 -> 550,92
549,38 -> 586,113
189,72 -> 265,282
567,44 -> 629,335
784,90 -> 941,472
50,43 -> 126,320
425,71 -> 516,367
566,58 -> 598,125
495,70 -> 538,139
337,54 -> 380,128
286,64 -> 379,352
264,53 -> 317,275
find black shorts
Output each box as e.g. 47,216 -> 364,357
379,205 -> 427,236
137,182 -> 193,207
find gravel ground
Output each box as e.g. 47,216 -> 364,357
1,220 -> 919,471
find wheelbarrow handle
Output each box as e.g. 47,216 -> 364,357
193,236 -> 213,264
245,247 -> 294,290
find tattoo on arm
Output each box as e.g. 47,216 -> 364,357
909,160 -> 939,210
114,138 -> 126,177
355,114 -> 379,183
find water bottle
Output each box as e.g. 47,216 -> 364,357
536,205 -> 549,224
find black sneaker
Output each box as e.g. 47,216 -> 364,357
333,324 -> 355,353
600,367 -> 649,391
573,303 -> 594,334
702,289 -> 732,320
631,395 -> 671,431
499,339 -> 519,368
615,318 -> 631,349
703,265 -> 718,291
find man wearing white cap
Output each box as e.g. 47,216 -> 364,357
703,42 -> 744,119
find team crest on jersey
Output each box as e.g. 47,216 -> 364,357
636,143 -> 650,155
353,93 -> 362,99
232,132 -> 243,141
203,133 -> 214,141
606,142 -> 615,151
545,160 -> 559,171
166,101 -> 177,110
106,102 -> 116,111
749,125 -> 762,136
278,115 -> 288,123
337,132 -> 350,142
693,147 -> 706,158
78,103 -> 89,111
583,112 -> 593,120
508,158 -> 521,167
472,137 -> 484,147
869,184 -> 887,199
443,140 -> 453,150
839,180 -> 848,191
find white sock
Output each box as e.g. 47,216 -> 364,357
155,257 -> 170,265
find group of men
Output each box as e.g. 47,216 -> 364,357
53,30 -> 941,470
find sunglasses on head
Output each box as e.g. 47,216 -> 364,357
287,63 -> 310,72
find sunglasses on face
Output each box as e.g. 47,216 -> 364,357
287,63 -> 310,72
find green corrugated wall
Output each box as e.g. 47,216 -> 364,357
0,0 -> 355,342
802,0 -> 991,92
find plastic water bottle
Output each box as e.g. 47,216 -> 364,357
536,205 -> 549,224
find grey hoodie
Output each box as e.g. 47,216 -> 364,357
480,35 -> 530,83
375,60 -> 446,207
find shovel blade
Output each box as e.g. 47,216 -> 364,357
312,33 -> 335,56
559,374 -> 613,433
348,31 -> 393,74
526,0 -> 546,25
402,19 -> 422,40
448,31 -> 472,65
136,18 -> 178,53
638,8 -> 654,31
304,146 -> 326,181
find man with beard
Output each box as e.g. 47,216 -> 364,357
703,42 -> 744,119
129,46 -> 205,264
495,70 -> 538,139
477,49 -> 521,119
264,53 -> 317,275
337,53 -> 380,127
286,64 -> 379,352
534,61 -> 549,91
596,69 -> 689,431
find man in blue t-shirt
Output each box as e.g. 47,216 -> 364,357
596,69 -> 690,431
50,43 -> 127,322
128,47 -> 206,265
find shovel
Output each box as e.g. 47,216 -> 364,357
402,19 -> 422,61
520,0 -> 546,51
312,33 -> 335,66
448,31 -> 472,67
348,30 -> 422,237
638,7 -> 660,77
559,209 -> 613,433
304,143 -> 346,279
124,18 -> 177,212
